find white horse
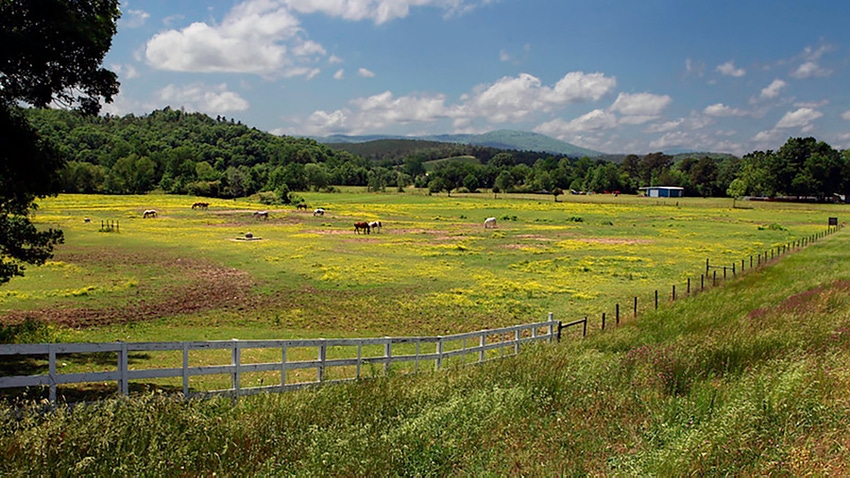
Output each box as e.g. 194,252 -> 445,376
253,210 -> 269,220
368,221 -> 382,233
484,217 -> 497,229
313,208 -> 325,217
143,209 -> 157,218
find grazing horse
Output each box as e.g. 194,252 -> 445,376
354,222 -> 371,234
296,203 -> 308,211
253,210 -> 269,220
313,208 -> 325,217
368,221 -> 382,233
484,217 -> 497,229
192,202 -> 209,210
143,209 -> 157,218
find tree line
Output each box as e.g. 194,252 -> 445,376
24,108 -> 850,202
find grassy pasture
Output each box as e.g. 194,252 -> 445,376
2,207 -> 850,475
2,190 -> 843,345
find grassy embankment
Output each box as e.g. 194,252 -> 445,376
1,193 -> 849,475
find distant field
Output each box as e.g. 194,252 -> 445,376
1,191 -> 844,345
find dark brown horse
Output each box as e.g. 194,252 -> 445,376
354,222 -> 371,234
192,202 -> 209,209
296,203 -> 308,211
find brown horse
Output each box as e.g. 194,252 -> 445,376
253,211 -> 269,220
296,203 -> 308,211
192,202 -> 209,209
354,222 -> 371,234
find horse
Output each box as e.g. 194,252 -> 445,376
484,217 -> 497,229
253,210 -> 269,220
192,202 -> 209,210
296,203 -> 308,211
354,222 -> 371,234
368,221 -> 382,233
313,208 -> 325,217
143,209 -> 157,218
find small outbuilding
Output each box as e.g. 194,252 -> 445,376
639,186 -> 684,198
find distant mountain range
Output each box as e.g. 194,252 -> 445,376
312,130 -> 604,158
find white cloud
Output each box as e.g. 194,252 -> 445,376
716,60 -> 746,77
302,109 -> 351,134
357,68 -> 376,78
534,109 -> 618,137
703,103 -> 748,117
294,70 -> 616,135
333,69 -> 345,80
459,71 -> 616,123
685,58 -> 705,77
791,61 -> 832,79
644,119 -> 683,133
145,1 -> 323,76
157,83 -> 250,113
111,63 -> 141,80
328,55 -> 343,64
842,110 -> 850,121
775,107 -> 822,129
121,8 -> 150,28
759,79 -> 786,99
281,0 -> 483,24
499,49 -> 512,62
609,92 -> 671,121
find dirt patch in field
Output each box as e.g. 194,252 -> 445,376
0,248 -> 262,328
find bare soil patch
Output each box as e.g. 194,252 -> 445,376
0,248 -> 262,328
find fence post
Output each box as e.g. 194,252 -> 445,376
706,258 -> 709,275
356,343 -> 362,379
436,338 -> 443,370
701,274 -> 704,291
183,343 -> 189,396
655,290 -> 658,309
732,263 -> 735,276
514,329 -> 520,354
723,266 -> 727,279
548,312 -> 554,343
672,285 -> 676,301
713,270 -> 717,286
479,333 -> 486,362
319,339 -> 327,382
118,341 -> 129,396
282,345 -> 288,388
384,338 -> 391,375
602,312 -> 606,330
634,296 -> 638,318
231,339 -> 241,399
615,304 -> 620,324
48,344 -> 57,405
582,318 -> 587,337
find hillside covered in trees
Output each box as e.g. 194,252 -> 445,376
24,108 -> 850,201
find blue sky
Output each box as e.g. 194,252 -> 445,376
105,0 -> 850,155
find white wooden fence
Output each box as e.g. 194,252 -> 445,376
0,317 -> 577,404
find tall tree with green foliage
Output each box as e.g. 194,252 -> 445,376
0,0 -> 120,284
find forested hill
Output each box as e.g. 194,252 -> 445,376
25,107 -> 369,197
23,107 -> 850,202
326,138 -> 576,166
319,129 -> 603,157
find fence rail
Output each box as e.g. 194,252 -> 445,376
0,319 -> 558,404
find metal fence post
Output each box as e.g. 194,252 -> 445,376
548,312 -> 554,342
479,333 -> 486,362
436,338 -> 443,370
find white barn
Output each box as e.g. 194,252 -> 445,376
640,186 -> 684,198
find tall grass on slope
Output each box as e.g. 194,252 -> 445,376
3,235 -> 850,475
